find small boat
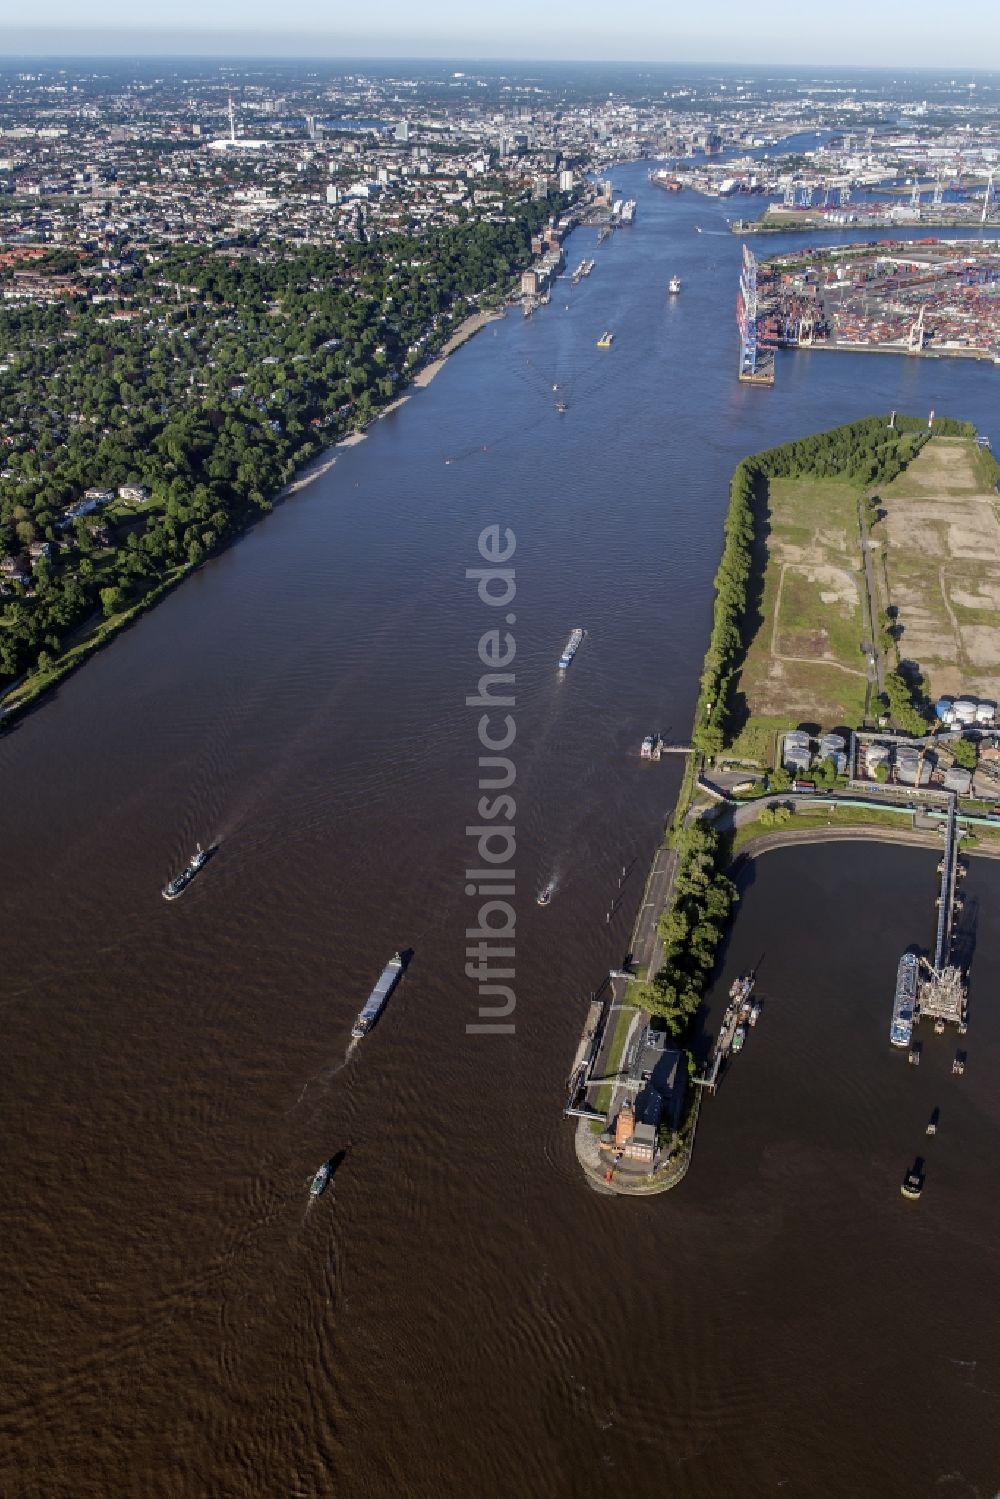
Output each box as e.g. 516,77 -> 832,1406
596,330 -> 614,348
537,882 -> 554,907
310,1160 -> 332,1197
731,1024 -> 746,1053
555,401 -> 568,413
908,1041 -> 921,1066
748,1001 -> 762,1027
668,275 -> 681,294
900,1167 -> 923,1200
952,1052 -> 966,1075
162,843 -> 211,901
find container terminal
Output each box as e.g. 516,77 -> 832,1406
746,240 -> 1000,365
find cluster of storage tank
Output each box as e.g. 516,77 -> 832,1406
934,696 -> 996,728
863,739 -> 933,785
782,729 -> 848,775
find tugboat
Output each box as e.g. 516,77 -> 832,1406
162,844 -> 211,901
900,1165 -> 924,1200
310,1160 -> 332,1197
537,881 -> 555,907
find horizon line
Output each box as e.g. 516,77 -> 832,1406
0,47 -> 996,72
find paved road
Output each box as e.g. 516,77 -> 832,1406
631,845 -> 676,974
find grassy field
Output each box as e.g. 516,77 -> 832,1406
729,801 -> 918,856
727,472 -> 868,763
874,437 -> 1000,701
593,1003 -> 637,1117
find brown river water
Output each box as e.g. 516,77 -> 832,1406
3,165 -> 1000,1497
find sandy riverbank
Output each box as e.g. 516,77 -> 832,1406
412,309 -> 504,388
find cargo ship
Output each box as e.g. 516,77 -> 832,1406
596,330 -> 614,348
162,843 -> 211,901
352,951 -> 404,1039
890,952 -> 919,1048
558,628 -> 585,670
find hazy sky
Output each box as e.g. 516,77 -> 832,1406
2,0 -> 999,68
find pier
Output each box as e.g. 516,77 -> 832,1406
918,794 -> 968,1030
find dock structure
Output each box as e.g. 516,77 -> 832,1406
564,994 -> 609,1117
692,975 -> 755,1092
918,795 -> 968,1030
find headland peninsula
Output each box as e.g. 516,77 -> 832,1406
572,415 -> 1000,1196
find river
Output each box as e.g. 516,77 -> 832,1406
2,162 -> 1000,1498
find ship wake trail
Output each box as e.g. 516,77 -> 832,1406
284,1041 -> 358,1115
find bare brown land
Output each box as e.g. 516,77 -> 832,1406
874,437 -> 1000,700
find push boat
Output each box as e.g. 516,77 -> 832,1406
537,882 -> 554,907
901,1167 -> 923,1201
558,628 -> 585,670
310,1161 -> 332,1197
162,844 -> 210,901
351,952 -> 405,1039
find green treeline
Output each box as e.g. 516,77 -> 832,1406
637,822 -> 736,1036
691,415 -> 947,757
0,194 -> 559,687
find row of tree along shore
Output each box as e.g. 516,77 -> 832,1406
0,191 -> 567,722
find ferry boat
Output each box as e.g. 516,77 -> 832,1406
558,628 -> 585,670
668,275 -> 682,294
619,199 -> 636,224
162,844 -> 211,901
889,952 -> 919,1048
537,881 -> 554,907
352,952 -> 404,1039
596,330 -> 614,348
310,1160 -> 332,1197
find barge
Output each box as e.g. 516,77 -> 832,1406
890,952 -> 919,1048
352,952 -> 405,1039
